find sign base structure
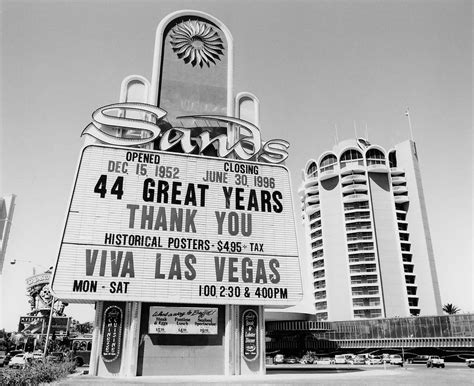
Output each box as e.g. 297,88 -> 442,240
88,301 -> 266,376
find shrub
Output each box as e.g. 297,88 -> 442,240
0,358 -> 76,385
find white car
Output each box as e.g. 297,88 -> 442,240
366,355 -> 383,365
315,357 -> 335,365
9,353 -> 26,369
390,354 -> 403,366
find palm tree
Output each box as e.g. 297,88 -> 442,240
442,303 -> 461,315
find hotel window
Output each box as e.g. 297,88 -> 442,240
315,301 -> 327,310
366,148 -> 386,166
313,270 -> 325,279
313,260 -> 324,269
320,154 -> 337,173
388,151 -> 397,168
340,149 -> 363,169
312,250 -> 323,259
306,162 -> 318,178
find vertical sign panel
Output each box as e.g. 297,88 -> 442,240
101,305 -> 123,362
241,309 -> 258,361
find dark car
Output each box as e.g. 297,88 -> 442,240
46,352 -> 65,363
284,356 -> 299,364
408,355 -> 430,364
4,350 -> 24,366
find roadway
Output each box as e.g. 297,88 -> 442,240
59,362 -> 473,385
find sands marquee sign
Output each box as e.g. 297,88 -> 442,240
81,102 -> 290,164
51,145 -> 302,306
51,9 -> 304,309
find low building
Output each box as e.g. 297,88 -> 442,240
266,313 -> 474,360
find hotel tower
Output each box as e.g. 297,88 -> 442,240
299,138 -> 443,321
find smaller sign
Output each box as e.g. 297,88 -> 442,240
18,317 -> 44,334
101,305 -> 123,362
149,306 -> 218,335
26,272 -> 51,289
242,309 -> 259,362
18,316 -> 70,335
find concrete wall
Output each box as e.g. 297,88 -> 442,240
395,141 -> 442,315
137,303 -> 226,376
369,173 -> 409,317
320,176 -> 353,321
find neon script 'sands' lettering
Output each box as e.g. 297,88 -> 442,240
81,103 -> 289,164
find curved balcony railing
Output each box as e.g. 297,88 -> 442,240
367,162 -> 388,173
394,195 -> 410,204
305,185 -> 319,195
304,176 -> 319,188
319,169 -> 338,181
391,176 -> 407,185
351,292 -> 380,297
305,205 -> 321,217
392,185 -> 408,194
346,224 -> 372,232
353,305 -> 383,310
351,277 -> 379,285
343,193 -> 369,203
341,174 -> 367,185
349,258 -> 376,265
340,164 -> 366,175
306,195 -> 320,205
342,184 -> 368,194
390,167 -> 405,176
345,215 -> 371,223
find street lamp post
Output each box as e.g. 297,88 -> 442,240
43,296 -> 56,357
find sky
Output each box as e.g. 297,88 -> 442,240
0,0 -> 472,331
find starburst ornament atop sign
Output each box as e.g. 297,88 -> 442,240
170,20 -> 224,67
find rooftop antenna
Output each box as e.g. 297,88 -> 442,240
353,120 -> 358,138
334,123 -> 340,144
405,108 -> 414,140
365,122 -> 369,141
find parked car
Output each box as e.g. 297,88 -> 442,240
335,354 -> 355,364
466,359 -> 474,368
426,356 -> 445,368
366,355 -> 383,365
315,357 -> 335,365
284,356 -> 299,364
408,355 -> 430,364
4,350 -> 23,366
389,354 -> 404,366
273,354 -> 285,364
353,354 -> 369,365
9,353 -> 26,369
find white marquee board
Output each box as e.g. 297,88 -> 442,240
51,145 -> 303,306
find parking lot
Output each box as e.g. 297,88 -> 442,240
2,360 -> 472,385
